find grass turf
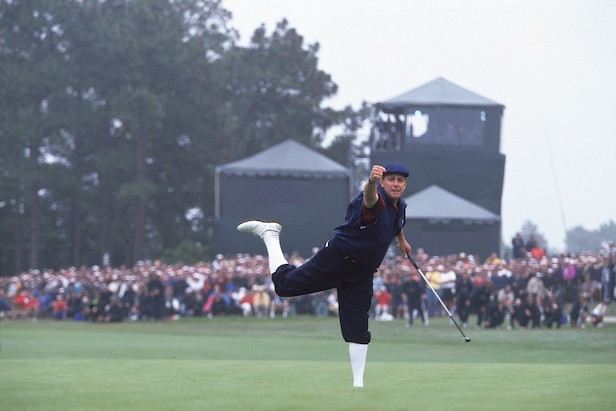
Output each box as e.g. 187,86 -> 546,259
1,316 -> 615,411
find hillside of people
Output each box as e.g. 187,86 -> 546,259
2,239 -> 614,330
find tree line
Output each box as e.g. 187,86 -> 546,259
509,221 -> 616,258
0,0 -> 369,274
3,1 -> 609,276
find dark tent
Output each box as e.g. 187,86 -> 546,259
406,185 -> 500,222
404,185 -> 501,259
214,140 -> 351,257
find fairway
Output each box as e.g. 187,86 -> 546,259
1,317 -> 615,411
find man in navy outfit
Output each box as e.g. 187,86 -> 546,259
237,163 -> 412,388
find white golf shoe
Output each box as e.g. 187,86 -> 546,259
237,220 -> 282,239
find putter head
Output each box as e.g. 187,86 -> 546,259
463,337 -> 471,343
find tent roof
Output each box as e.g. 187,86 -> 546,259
380,77 -> 504,109
404,185 -> 500,222
216,139 -> 350,178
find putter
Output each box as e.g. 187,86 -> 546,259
407,254 -> 471,343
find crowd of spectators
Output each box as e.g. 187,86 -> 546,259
1,240 -> 614,330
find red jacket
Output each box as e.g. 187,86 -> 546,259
375,290 -> 391,306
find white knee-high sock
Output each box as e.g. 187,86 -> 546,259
262,232 -> 288,274
349,342 -> 368,388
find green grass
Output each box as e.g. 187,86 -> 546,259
1,316 -> 615,411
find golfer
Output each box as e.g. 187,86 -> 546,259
237,163 -> 412,388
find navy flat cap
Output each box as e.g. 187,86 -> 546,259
383,163 -> 409,177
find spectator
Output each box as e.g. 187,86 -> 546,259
471,280 -> 494,329
252,285 -> 270,318
543,294 -> 563,328
439,265 -> 456,316
203,284 -> 229,317
525,235 -> 538,254
424,266 -> 441,317
455,270 -> 473,329
605,249 -> 616,301
561,258 -> 578,303
95,283 -> 113,322
52,294 -> 68,320
238,288 -> 254,317
588,257 -> 605,302
509,268 -> 527,301
580,275 -> 594,301
590,300 -> 609,328
484,252 -> 502,266
326,290 -> 339,317
82,296 -> 97,322
67,293 -> 86,321
490,261 -> 512,291
13,289 -> 39,321
388,275 -> 406,319
119,281 -> 137,319
209,292 -> 228,317
569,293 -> 589,328
515,293 -> 541,329
0,288 -> 10,319
144,272 -> 165,321
512,233 -> 526,259
270,292 -> 290,318
526,272 -> 546,308
100,298 -> 124,322
497,283 -> 515,315
542,266 -> 561,299
184,289 -> 205,317
403,273 -> 427,326
374,286 -> 391,320
485,299 -> 507,329
171,271 -> 190,308
530,244 -> 545,260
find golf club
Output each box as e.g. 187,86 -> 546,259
407,254 -> 471,343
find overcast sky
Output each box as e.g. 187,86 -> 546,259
222,0 -> 616,252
